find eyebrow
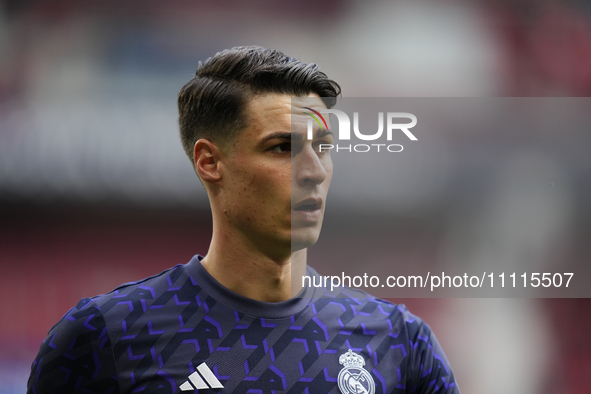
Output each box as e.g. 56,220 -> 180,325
315,128 -> 334,139
260,129 -> 334,144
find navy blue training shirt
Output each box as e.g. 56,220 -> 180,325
28,255 -> 459,393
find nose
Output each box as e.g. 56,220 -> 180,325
293,145 -> 328,188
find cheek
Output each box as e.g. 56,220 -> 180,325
224,156 -> 291,214
237,169 -> 289,208
323,158 -> 334,187
256,174 -> 292,218
326,160 -> 334,181
258,171 -> 291,199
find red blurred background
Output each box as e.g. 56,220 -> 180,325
1,1 -> 591,393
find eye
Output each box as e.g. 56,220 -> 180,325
313,142 -> 330,154
270,142 -> 291,153
313,137 -> 334,154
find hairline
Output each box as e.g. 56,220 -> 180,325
213,91 -> 327,155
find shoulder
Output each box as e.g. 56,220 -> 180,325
307,276 -> 436,340
90,263 -> 190,307
27,297 -> 118,393
391,303 -> 459,394
27,261 -> 196,393
346,296 -> 459,393
311,281 -> 460,393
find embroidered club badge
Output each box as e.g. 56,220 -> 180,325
337,349 -> 376,394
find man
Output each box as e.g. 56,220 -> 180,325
28,46 -> 459,393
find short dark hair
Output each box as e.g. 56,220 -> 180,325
178,46 -> 341,163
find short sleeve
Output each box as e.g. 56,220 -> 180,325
402,306 -> 459,394
27,298 -> 119,394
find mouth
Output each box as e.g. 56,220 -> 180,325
293,198 -> 322,212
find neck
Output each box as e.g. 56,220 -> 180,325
201,221 -> 307,302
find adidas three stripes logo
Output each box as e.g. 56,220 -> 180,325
180,362 -> 224,391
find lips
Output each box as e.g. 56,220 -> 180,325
292,197 -> 324,224
293,198 -> 322,212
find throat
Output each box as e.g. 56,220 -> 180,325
201,244 -> 308,302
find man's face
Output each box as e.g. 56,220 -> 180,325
218,93 -> 333,258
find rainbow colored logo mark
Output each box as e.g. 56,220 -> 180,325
303,107 -> 328,138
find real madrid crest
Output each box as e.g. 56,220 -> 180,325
337,349 -> 375,394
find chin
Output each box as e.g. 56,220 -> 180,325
290,229 -> 321,252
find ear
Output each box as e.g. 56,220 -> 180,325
194,139 -> 223,184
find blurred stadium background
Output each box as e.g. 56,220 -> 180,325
1,0 -> 591,393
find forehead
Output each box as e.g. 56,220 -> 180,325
245,93 -> 328,134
